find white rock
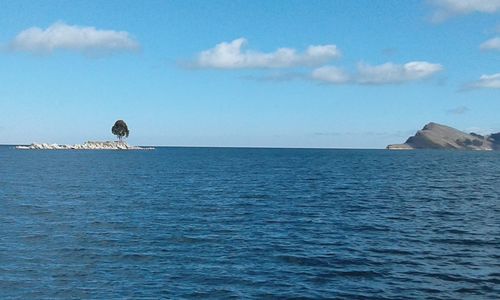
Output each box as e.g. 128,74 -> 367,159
16,141 -> 154,150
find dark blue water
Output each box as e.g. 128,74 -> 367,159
1,146 -> 499,299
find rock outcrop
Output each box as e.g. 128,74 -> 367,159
16,141 -> 154,150
387,122 -> 500,150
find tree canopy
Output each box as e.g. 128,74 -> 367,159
112,120 -> 129,141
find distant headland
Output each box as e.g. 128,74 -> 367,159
387,122 -> 500,150
16,120 -> 154,150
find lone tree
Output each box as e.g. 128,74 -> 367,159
112,120 -> 129,141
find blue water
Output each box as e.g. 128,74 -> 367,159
0,146 -> 499,299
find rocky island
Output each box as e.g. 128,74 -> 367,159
387,122 -> 500,150
16,120 -> 153,150
16,141 -> 154,150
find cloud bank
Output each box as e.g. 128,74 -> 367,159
480,37 -> 500,51
466,73 -> 500,89
9,22 -> 139,55
429,0 -> 500,21
311,61 -> 444,85
191,39 -> 444,87
193,38 -> 341,69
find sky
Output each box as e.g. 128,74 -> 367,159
0,0 -> 499,148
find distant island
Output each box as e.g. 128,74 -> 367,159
16,120 -> 154,150
387,122 -> 500,150
16,141 -> 153,150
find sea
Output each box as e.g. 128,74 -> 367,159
0,146 -> 499,299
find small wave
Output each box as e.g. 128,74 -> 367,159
429,238 -> 498,246
367,248 -> 414,256
277,255 -> 330,267
333,270 -> 383,278
421,272 -> 485,284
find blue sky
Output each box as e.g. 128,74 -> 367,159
0,0 -> 499,148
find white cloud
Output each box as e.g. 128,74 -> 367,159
357,61 -> 443,84
192,39 -> 442,87
194,38 -> 341,69
480,37 -> 500,51
312,61 -> 443,85
9,22 -> 139,55
311,66 -> 350,84
311,61 -> 443,85
467,73 -> 500,89
429,0 -> 500,21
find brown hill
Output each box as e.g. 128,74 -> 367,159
387,122 -> 500,150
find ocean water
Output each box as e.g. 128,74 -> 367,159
0,146 -> 499,299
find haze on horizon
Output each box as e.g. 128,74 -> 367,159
0,0 -> 499,148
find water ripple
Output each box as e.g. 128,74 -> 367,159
0,147 -> 499,299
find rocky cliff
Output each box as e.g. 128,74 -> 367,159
387,122 -> 500,150
16,141 -> 154,150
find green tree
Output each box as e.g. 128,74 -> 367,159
112,120 -> 129,141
